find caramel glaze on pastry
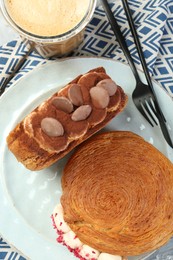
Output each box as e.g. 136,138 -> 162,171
6,67 -> 127,171
61,131 -> 173,256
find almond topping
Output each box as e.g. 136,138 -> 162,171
90,86 -> 110,109
71,105 -> 92,121
96,79 -> 117,96
52,97 -> 73,113
41,117 -> 64,137
68,83 -> 83,106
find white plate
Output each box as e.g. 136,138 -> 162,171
0,57 -> 173,260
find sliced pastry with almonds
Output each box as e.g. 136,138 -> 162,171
6,67 -> 128,170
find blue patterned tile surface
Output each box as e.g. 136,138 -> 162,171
0,238 -> 26,260
0,0 -> 173,259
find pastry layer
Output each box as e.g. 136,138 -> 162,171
7,67 -> 128,170
61,131 -> 173,255
52,203 -> 123,260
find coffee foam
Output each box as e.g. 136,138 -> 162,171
5,0 -> 90,36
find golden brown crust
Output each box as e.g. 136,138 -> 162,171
61,131 -> 173,256
6,67 -> 128,170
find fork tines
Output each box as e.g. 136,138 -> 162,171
141,98 -> 158,127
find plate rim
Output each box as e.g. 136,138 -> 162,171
0,56 -> 172,260
0,56 -> 172,103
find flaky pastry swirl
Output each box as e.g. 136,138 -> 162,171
61,131 -> 173,256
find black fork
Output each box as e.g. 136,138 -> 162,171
132,75 -> 158,127
101,0 -> 158,126
101,0 -> 173,148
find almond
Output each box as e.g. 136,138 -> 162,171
41,117 -> 64,137
68,83 -> 83,106
96,79 -> 117,96
71,105 -> 92,121
90,86 -> 109,109
52,97 -> 73,113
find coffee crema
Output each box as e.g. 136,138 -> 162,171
5,0 -> 90,37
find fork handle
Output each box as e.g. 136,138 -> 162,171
101,0 -> 141,83
121,0 -> 166,123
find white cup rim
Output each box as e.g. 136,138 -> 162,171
0,0 -> 97,43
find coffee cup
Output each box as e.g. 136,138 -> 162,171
1,0 -> 96,58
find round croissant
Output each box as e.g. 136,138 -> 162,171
61,131 -> 173,256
